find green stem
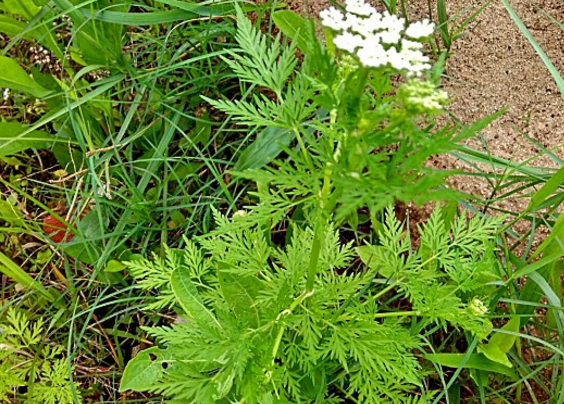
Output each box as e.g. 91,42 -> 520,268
294,127 -> 312,168
306,218 -> 324,292
305,162 -> 333,292
372,282 -> 398,301
269,290 -> 315,371
374,310 -> 419,319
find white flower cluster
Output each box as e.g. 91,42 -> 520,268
2,89 -> 10,102
320,0 -> 435,75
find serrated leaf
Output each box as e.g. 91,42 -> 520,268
218,262 -> 261,328
119,348 -> 164,392
0,122 -> 54,157
171,265 -> 218,326
235,127 -> 295,171
0,56 -> 51,98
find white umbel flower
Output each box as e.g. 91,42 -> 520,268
405,19 -> 435,39
320,0 -> 435,76
345,0 -> 374,16
333,32 -> 365,53
319,7 -> 349,31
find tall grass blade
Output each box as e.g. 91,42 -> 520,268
502,0 -> 564,102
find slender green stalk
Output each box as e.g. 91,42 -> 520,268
374,310 -> 419,319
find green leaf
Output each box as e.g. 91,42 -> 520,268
0,56 -> 51,98
0,199 -> 23,225
477,343 -> 512,368
356,245 -> 396,278
509,251 -> 562,281
0,251 -> 62,307
3,0 -> 41,20
119,348 -> 164,392
436,0 -> 450,50
80,9 -> 200,25
424,353 -> 517,379
61,210 -> 103,266
357,245 -> 375,267
528,165 -> 564,211
531,208 -> 564,259
235,127 -> 295,171
218,262 -> 262,328
272,10 -> 313,54
105,260 -> 126,273
171,265 -> 218,326
455,108 -> 505,142
0,122 -> 53,157
0,15 -> 27,37
488,317 -> 520,353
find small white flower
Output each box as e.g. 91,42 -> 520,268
405,19 -> 435,38
2,89 -> 10,101
320,3 -> 434,75
345,0 -> 374,16
381,12 -> 405,30
333,32 -> 365,53
320,7 -> 348,31
401,38 -> 424,51
357,42 -> 387,68
379,28 -> 402,45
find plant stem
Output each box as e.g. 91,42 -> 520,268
305,162 -> 333,292
269,290 -> 315,372
306,218 -> 324,292
374,310 -> 419,319
372,282 -> 398,301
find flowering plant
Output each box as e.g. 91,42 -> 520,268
119,2 -> 506,403
202,0 -> 500,225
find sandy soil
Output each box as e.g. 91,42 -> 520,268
286,0 -> 564,207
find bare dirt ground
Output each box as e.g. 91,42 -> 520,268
286,0 -> 564,207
